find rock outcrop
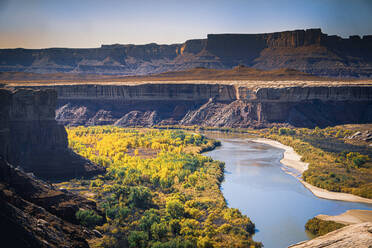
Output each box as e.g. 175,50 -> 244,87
0,157 -> 102,248
289,222 -> 372,248
0,87 -> 104,180
1,29 -> 371,77
18,84 -> 372,128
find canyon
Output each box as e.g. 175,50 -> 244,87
0,88 -> 105,247
1,29 -> 372,77
10,81 -> 372,129
0,157 -> 103,248
0,87 -> 104,180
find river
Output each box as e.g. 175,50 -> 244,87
202,132 -> 372,248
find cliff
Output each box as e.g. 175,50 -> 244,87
17,83 -> 372,128
289,222 -> 372,248
0,28 -> 371,77
0,157 -> 103,248
0,87 -> 104,179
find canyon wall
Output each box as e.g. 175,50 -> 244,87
1,29 -> 371,77
0,87 -> 104,179
19,84 -> 372,128
0,157 -> 102,248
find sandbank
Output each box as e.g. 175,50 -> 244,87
250,138 -> 372,204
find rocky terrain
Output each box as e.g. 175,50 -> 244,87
10,81 -> 372,129
0,157 -> 103,248
0,29 -> 371,77
0,87 -> 104,179
289,222 -> 372,248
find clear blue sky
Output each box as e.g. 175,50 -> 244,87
0,0 -> 371,48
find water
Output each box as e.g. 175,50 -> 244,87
203,134 -> 372,248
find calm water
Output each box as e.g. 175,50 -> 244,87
203,133 -> 372,248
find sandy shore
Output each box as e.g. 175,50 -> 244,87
317,209 -> 372,225
250,138 -> 372,204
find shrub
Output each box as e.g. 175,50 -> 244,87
169,219 -> 181,235
128,186 -> 152,209
76,209 -> 103,228
166,200 -> 185,219
305,217 -> 345,236
128,231 -> 148,248
151,222 -> 168,240
139,209 -> 160,232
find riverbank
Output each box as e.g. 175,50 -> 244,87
250,138 -> 372,204
317,209 -> 372,225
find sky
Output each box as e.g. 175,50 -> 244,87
0,0 -> 371,49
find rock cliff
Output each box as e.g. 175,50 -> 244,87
19,83 -> 372,128
1,29 -> 371,77
0,157 -> 102,248
289,222 -> 372,248
0,87 -> 104,179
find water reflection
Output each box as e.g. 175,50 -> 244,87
203,133 -> 372,248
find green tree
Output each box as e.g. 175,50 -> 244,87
128,231 -> 148,248
128,186 -> 152,209
166,200 -> 185,219
139,209 -> 160,233
151,222 -> 168,240
169,219 -> 181,235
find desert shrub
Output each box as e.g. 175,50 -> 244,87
76,209 -> 103,228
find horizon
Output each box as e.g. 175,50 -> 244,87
0,0 -> 372,49
0,27 -> 371,50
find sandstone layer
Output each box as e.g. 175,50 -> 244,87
16,83 -> 372,128
0,87 -> 104,179
289,222 -> 372,248
0,29 -> 371,77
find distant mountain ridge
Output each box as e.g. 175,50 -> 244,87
1,28 -> 371,77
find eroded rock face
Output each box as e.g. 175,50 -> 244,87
0,29 -> 371,77
289,222 -> 372,248
114,110 -> 159,127
0,88 -> 104,180
41,84 -> 372,129
0,158 -> 102,248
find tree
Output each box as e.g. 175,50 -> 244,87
169,219 -> 181,235
139,209 -> 160,233
128,186 -> 152,209
166,200 -> 185,219
128,231 -> 148,248
151,222 -> 168,240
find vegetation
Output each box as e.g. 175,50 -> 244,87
305,217 -> 345,237
62,126 -> 261,248
264,126 -> 372,198
76,209 -> 104,228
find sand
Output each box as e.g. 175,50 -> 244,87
317,209 -> 372,225
250,138 -> 372,204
